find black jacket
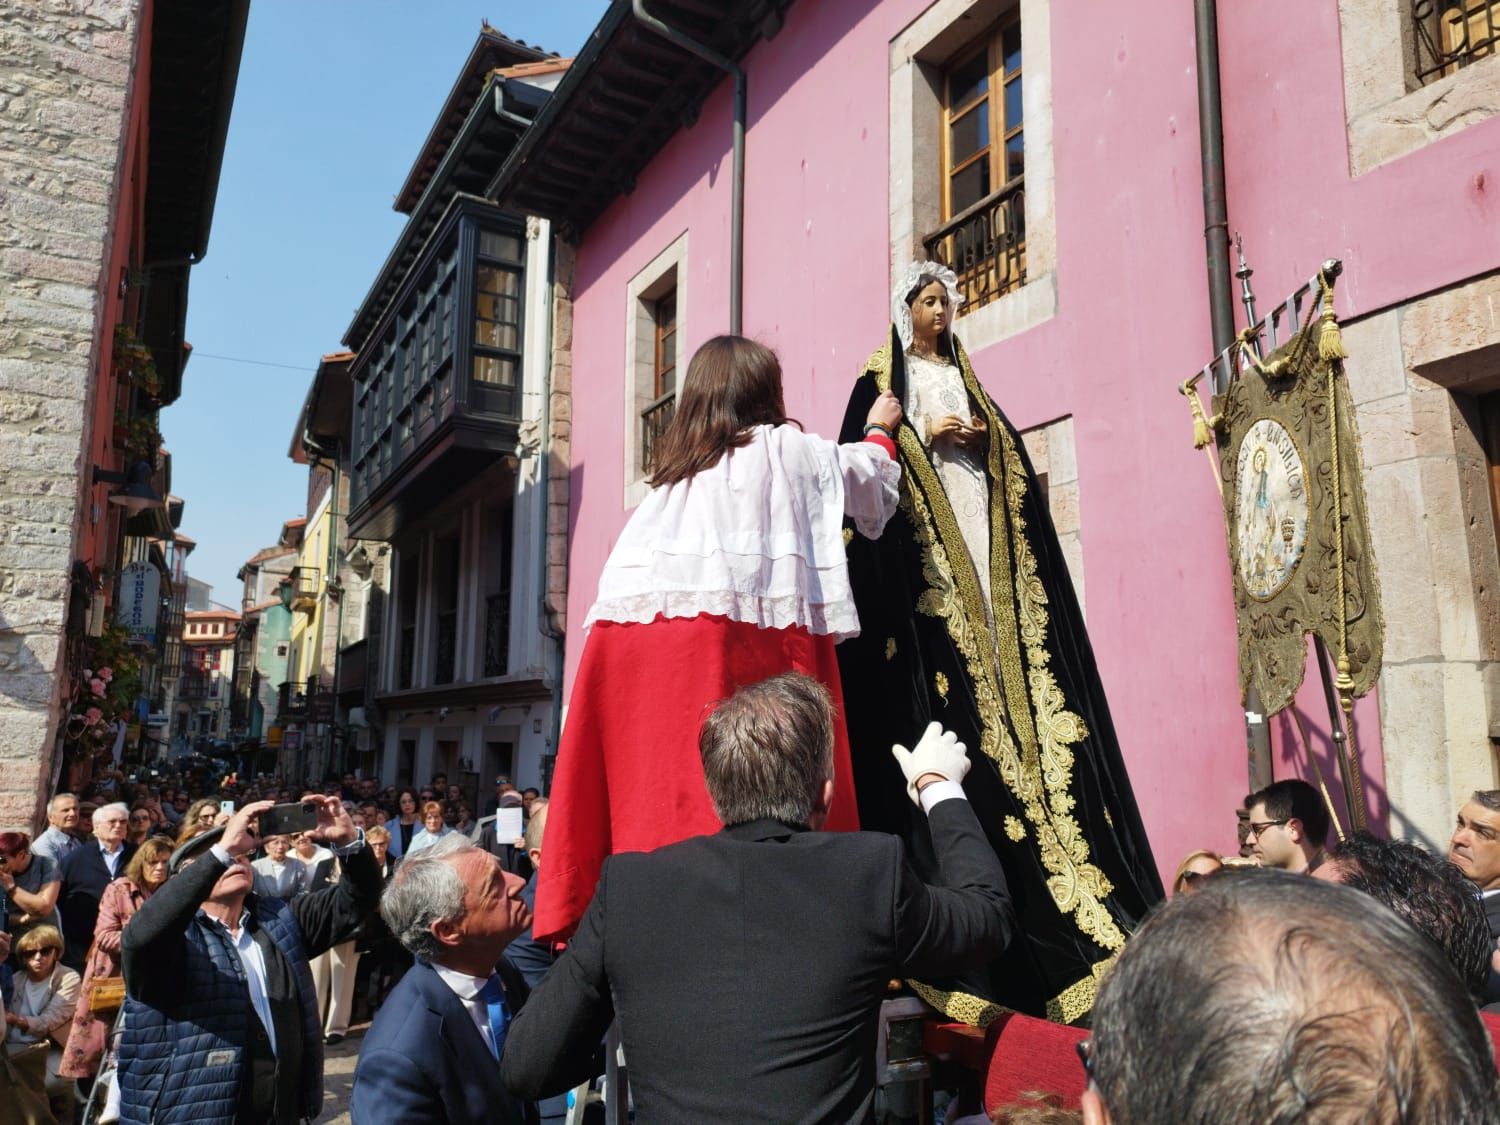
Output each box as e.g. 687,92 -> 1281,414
58,840 -> 137,968
502,796 -> 1012,1123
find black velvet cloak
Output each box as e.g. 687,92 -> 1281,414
837,328 -> 1163,1025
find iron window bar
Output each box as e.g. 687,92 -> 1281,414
1413,0 -> 1500,85
922,176 -> 1027,314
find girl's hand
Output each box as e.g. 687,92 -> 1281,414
866,391 -> 902,432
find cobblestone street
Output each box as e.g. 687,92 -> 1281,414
320,1024 -> 368,1123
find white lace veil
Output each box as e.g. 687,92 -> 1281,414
892,260 -> 964,353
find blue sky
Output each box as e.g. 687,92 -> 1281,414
165,2 -> 608,604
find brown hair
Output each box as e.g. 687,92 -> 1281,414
124,836 -> 174,889
647,336 -> 791,487
15,924 -> 63,956
421,800 -> 444,819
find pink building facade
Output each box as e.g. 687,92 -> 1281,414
500,0 -> 1500,875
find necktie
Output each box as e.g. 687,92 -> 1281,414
477,975 -> 510,1060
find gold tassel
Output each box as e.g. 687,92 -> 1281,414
1318,307 -> 1347,361
1317,270 -> 1348,362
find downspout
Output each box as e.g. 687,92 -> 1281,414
631,0 -> 745,334
537,235 -> 565,790
1194,0 -> 1272,793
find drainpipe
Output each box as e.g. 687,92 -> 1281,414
537,234 -> 565,792
631,0 -> 745,334
1194,0 -> 1272,794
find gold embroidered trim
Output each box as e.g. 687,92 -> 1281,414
1044,956 -> 1117,1025
842,526 -> 854,546
908,955 -> 1116,1028
1004,816 -> 1026,842
869,341 -> 1125,956
885,637 -> 897,661
934,671 -> 949,702
907,981 -> 1007,1029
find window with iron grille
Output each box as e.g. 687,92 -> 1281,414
1413,0 -> 1500,85
925,12 -> 1026,314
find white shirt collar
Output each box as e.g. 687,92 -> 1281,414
431,962 -> 491,1002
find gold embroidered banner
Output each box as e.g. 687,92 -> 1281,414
1211,303 -> 1384,716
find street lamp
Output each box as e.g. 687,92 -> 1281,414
93,460 -> 165,516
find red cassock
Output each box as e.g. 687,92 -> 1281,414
532,425 -> 899,942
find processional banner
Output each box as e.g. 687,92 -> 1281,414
1209,275 -> 1384,717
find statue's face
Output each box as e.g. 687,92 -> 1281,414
909,281 -> 949,344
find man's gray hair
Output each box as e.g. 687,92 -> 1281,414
94,802 -> 128,825
1470,789 -> 1500,813
523,799 -> 548,854
1090,870 -> 1500,1123
47,793 -> 76,813
698,673 -> 834,827
378,832 -> 475,962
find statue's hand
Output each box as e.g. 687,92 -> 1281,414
931,414 -> 984,452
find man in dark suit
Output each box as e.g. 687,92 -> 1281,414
351,833 -> 537,1123
502,672 -> 1014,1122
57,801 -> 135,968
475,791 -> 532,880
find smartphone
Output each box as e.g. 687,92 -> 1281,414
259,801 -> 320,838
219,800 -> 236,818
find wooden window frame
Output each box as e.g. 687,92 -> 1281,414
940,12 -> 1023,223
652,288 -> 678,401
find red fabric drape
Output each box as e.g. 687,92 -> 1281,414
533,615 -> 860,941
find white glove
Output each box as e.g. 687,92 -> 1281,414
890,721 -> 970,806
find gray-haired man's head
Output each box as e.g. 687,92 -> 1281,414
379,832 -> 529,970
1083,870 -> 1499,1125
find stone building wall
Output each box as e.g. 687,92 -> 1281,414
0,0 -> 141,827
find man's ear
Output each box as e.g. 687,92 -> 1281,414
1081,1087 -> 1112,1125
806,778 -> 837,831
430,916 -> 464,951
1286,817 -> 1305,846
527,847 -> 542,870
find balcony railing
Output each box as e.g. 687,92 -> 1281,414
922,178 -> 1026,315
289,566 -> 320,613
178,672 -> 211,699
278,680 -> 310,720
1414,0 -> 1500,84
434,609 -> 458,684
484,591 -> 510,677
641,391 -> 676,475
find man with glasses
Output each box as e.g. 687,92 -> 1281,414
1241,778 -> 1328,874
56,802 -> 134,969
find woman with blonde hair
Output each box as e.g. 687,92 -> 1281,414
405,800 -> 452,856
5,923 -> 81,1111
1171,849 -> 1223,895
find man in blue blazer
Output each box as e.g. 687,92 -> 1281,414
350,833 -> 536,1124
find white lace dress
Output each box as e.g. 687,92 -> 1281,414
904,351 -> 993,607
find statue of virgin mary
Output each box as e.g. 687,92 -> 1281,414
837,262 -> 1163,1025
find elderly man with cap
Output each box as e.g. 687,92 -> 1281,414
116,797 -> 380,1125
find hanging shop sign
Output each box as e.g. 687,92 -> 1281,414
116,562 -> 161,646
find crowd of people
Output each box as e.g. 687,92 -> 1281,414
0,767 -> 544,1123
4,307 -> 1500,1125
